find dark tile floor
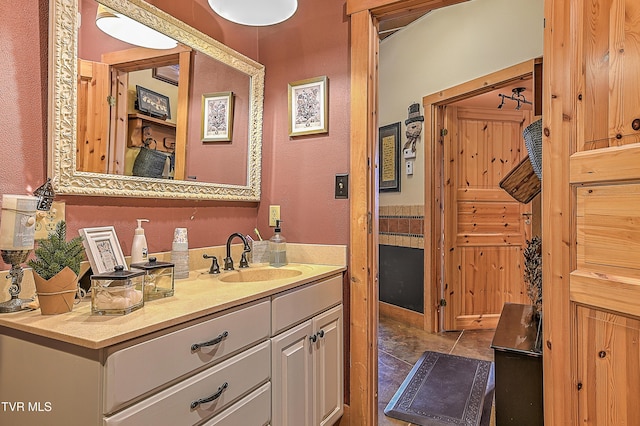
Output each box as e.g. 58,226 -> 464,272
377,315 -> 496,426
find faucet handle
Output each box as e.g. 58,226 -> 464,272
203,254 -> 220,274
239,252 -> 249,268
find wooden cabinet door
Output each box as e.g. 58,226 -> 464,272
271,320 -> 314,426
313,305 -> 344,426
443,106 -> 532,330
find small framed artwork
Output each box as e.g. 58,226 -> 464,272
202,91 -> 234,142
288,76 -> 328,136
152,64 -> 180,86
78,226 -> 127,274
379,122 -> 401,192
136,85 -> 171,119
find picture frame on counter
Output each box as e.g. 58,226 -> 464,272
78,226 -> 127,275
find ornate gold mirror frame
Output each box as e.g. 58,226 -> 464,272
49,0 -> 265,200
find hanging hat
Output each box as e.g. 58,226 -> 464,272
523,119 -> 542,180
405,103 -> 424,125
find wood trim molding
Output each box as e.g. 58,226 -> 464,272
542,0 -> 574,424
346,0 -> 468,18
379,302 -> 424,328
349,9 -> 379,426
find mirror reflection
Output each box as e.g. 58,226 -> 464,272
78,0 -> 250,185
47,0 -> 264,201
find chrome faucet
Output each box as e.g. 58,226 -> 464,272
224,233 -> 251,271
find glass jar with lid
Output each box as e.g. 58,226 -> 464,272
90,265 -> 144,315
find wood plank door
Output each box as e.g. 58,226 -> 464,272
563,0 -> 640,423
77,59 -> 110,174
443,106 -> 533,330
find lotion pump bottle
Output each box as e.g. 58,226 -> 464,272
269,220 -> 287,267
131,219 -> 150,264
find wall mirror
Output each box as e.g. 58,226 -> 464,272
49,0 -> 264,200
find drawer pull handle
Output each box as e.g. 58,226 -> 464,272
191,331 -> 229,351
190,382 -> 228,409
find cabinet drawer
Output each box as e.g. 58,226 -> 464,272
104,340 -> 271,426
272,275 -> 342,335
104,299 -> 270,414
202,382 -> 271,426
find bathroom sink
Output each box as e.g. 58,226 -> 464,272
219,267 -> 304,283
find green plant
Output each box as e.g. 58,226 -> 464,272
523,236 -> 542,314
27,221 -> 84,280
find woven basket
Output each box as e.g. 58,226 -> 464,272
132,146 -> 168,178
499,157 -> 541,204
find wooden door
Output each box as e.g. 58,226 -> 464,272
568,0 -> 640,423
313,305 -> 344,426
443,106 -> 532,330
271,320 -> 314,426
77,59 -> 110,174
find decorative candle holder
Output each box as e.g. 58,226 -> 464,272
0,249 -> 34,313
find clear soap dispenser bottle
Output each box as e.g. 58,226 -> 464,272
269,220 -> 287,267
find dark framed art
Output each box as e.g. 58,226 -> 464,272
152,64 -> 180,86
379,122 -> 401,192
135,85 -> 171,119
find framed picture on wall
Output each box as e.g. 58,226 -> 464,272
201,91 -> 234,142
136,85 -> 171,120
379,122 -> 401,192
288,76 -> 328,136
152,64 -> 180,86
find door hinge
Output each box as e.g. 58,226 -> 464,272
367,211 -> 372,234
440,128 -> 448,137
439,298 -> 447,307
107,95 -> 116,107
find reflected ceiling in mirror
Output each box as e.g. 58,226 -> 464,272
49,0 -> 264,200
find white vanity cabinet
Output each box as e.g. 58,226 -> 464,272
0,265 -> 346,426
271,275 -> 344,426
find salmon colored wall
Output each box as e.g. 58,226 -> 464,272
0,0 -> 349,269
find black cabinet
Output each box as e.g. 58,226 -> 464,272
491,303 -> 543,425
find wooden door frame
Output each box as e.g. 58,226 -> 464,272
423,60 -> 536,332
347,1 -> 487,424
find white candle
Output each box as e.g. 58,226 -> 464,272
0,195 -> 38,251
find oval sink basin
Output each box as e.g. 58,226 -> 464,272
219,268 -> 304,283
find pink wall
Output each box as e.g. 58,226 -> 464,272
0,0 -> 349,270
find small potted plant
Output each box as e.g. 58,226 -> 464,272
27,221 -> 84,315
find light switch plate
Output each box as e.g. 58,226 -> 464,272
335,174 -> 348,199
405,160 -> 414,175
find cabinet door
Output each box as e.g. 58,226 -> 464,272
272,320 -> 314,426
313,305 -> 344,426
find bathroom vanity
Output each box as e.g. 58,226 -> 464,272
0,263 -> 345,426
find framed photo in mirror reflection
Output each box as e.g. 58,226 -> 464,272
136,85 -> 171,120
202,92 -> 234,142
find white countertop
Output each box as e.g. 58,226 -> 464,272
0,263 -> 345,349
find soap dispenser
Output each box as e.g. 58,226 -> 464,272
269,220 -> 287,267
131,219 -> 149,264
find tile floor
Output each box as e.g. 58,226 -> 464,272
377,315 -> 496,426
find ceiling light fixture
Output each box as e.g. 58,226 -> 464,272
95,5 -> 178,50
208,0 -> 298,26
497,87 -> 532,110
